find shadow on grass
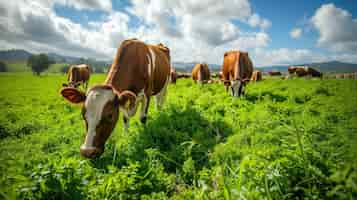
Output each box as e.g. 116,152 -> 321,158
245,91 -> 288,103
92,105 -> 233,173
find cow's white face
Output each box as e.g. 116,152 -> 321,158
81,87 -> 119,158
231,80 -> 243,97
61,86 -> 138,158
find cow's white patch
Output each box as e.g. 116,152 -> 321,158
148,47 -> 156,73
82,88 -> 115,149
146,53 -> 151,78
231,80 -> 240,97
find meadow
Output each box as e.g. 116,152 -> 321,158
0,73 -> 356,199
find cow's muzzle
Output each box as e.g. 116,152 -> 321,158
80,145 -> 103,158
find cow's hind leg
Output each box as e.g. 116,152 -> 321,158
155,77 -> 169,110
140,95 -> 150,124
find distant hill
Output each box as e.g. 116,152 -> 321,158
172,62 -> 221,72
47,52 -> 82,63
0,49 -> 32,61
259,61 -> 357,74
303,61 -> 357,73
1,50 -> 357,73
0,49 -> 84,63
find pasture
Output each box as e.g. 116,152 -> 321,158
0,73 -> 356,199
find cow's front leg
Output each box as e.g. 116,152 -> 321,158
140,95 -> 150,124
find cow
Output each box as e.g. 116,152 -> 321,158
192,63 -> 211,84
336,73 -> 344,79
176,72 -> 191,79
251,70 -> 262,82
62,64 -> 91,89
60,39 -> 170,158
221,50 -> 253,97
268,71 -> 282,76
288,66 -> 322,78
170,68 -> 177,84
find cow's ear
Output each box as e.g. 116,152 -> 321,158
61,87 -> 86,104
117,90 -> 136,109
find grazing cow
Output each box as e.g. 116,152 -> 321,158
176,72 -> 191,79
62,64 -> 91,89
221,50 -> 253,97
336,74 -> 344,79
170,68 -> 177,84
251,70 -> 262,82
288,66 -> 322,78
192,63 -> 211,83
268,71 -> 282,76
60,39 -> 170,158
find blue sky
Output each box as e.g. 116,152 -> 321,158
0,0 -> 357,66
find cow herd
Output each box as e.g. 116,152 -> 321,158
58,38 -> 337,158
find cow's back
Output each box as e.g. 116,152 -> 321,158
222,51 -> 253,82
78,64 -> 90,82
192,64 -> 200,81
222,52 -> 237,82
148,45 -> 170,95
106,40 -> 170,96
239,53 -> 253,80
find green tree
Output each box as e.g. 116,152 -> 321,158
0,61 -> 7,72
27,54 -> 54,75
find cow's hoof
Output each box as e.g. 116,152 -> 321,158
140,116 -> 147,124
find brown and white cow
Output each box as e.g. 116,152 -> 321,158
60,39 -> 170,158
192,63 -> 211,84
62,64 -> 91,89
268,71 -> 282,76
288,66 -> 322,78
221,50 -> 253,97
251,70 -> 262,82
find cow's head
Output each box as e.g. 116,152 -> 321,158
231,79 -> 250,97
61,86 -> 136,158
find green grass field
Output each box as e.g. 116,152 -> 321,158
0,73 -> 356,199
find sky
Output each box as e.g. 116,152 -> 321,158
0,0 -> 357,66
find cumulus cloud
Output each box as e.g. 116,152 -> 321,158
290,28 -> 302,39
128,0 -> 270,46
252,48 -> 327,66
248,14 -> 271,30
0,0 -> 275,64
311,3 -> 357,52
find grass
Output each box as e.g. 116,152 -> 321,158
0,73 -> 356,199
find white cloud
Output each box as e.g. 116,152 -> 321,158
311,3 -> 357,52
252,48 -> 327,66
290,28 -> 302,39
248,14 -> 271,30
128,0 -> 270,46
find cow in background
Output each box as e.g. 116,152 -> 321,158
288,66 -> 322,78
268,71 -> 282,76
170,68 -> 177,84
221,50 -> 253,97
62,64 -> 91,90
60,39 -> 170,158
251,70 -> 262,82
192,63 -> 211,84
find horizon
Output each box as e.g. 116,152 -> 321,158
1,1 -> 357,66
